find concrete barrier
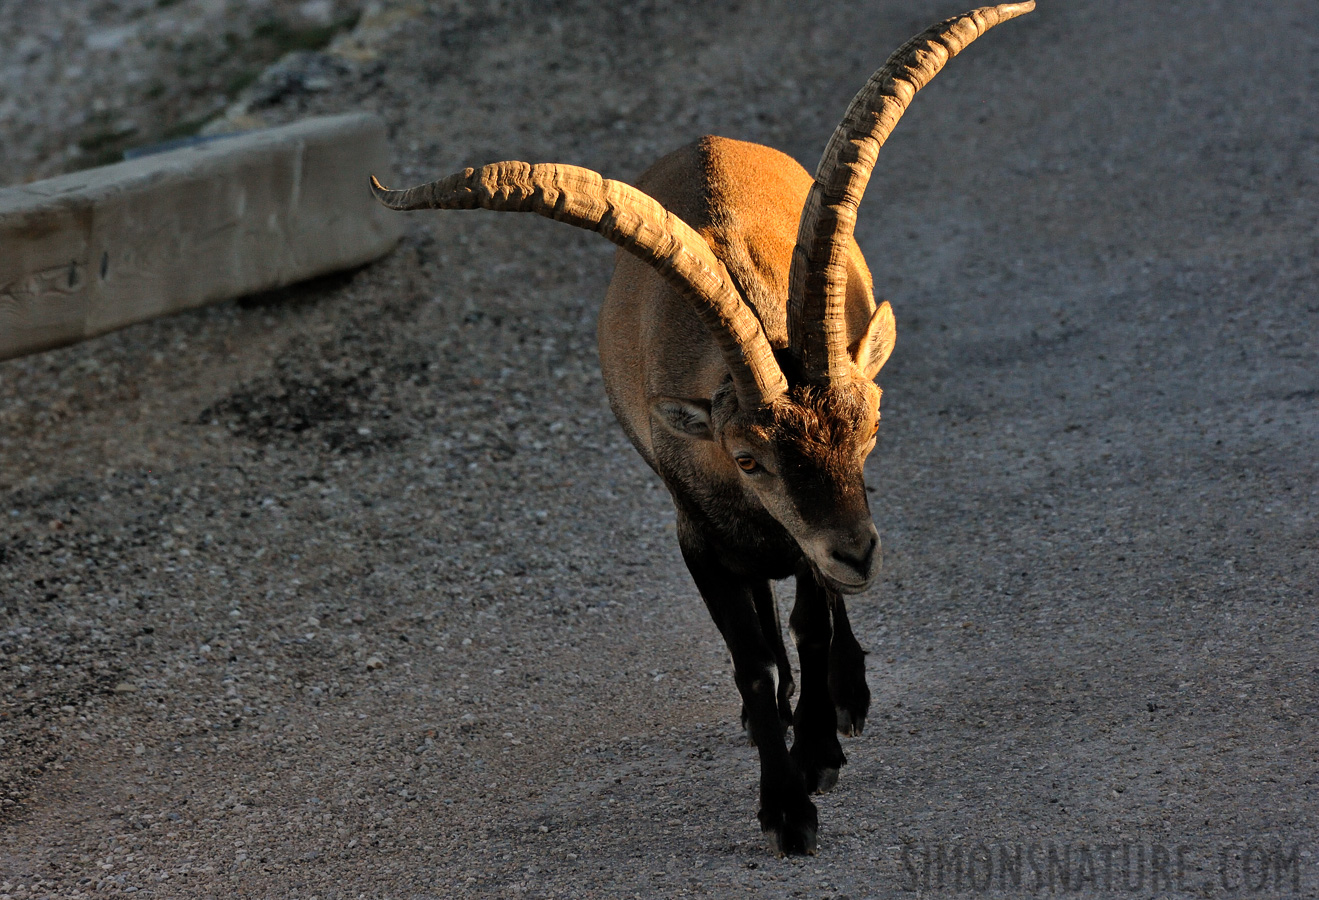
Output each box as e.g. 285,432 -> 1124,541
0,112 -> 402,361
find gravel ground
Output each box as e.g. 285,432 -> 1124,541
0,0 -> 363,184
2,0 -> 1316,897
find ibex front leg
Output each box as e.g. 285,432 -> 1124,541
679,538 -> 818,856
789,562 -> 848,793
742,581 -> 795,736
828,588 -> 870,736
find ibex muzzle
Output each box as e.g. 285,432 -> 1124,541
372,2 -> 1034,856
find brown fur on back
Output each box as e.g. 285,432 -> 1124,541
599,136 -> 879,472
684,136 -> 876,351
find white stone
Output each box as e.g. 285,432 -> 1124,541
0,113 -> 402,361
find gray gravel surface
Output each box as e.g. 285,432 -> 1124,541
0,0 -> 363,183
2,0 -> 1316,897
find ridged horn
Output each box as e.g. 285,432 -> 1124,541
788,2 -> 1035,382
370,163 -> 787,406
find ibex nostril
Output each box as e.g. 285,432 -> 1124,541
832,536 -> 877,572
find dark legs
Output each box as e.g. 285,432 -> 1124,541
786,560 -> 872,791
828,589 -> 870,736
678,523 -> 871,856
788,561 -> 847,792
741,581 -> 795,735
680,535 -> 817,856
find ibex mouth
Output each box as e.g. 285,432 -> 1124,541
824,574 -> 873,596
810,550 -> 880,595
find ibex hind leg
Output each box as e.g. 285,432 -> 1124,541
788,565 -> 847,793
829,593 -> 870,737
679,535 -> 818,856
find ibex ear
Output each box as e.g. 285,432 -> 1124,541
850,301 -> 896,380
652,397 -> 714,441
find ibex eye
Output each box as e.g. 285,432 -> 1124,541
735,456 -> 759,473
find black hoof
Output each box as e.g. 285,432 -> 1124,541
829,656 -> 870,737
791,732 -> 847,794
835,705 -> 866,737
760,798 -> 818,857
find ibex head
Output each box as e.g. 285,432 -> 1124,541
652,321 -> 893,591
371,2 -> 1033,593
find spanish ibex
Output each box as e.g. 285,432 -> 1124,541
372,2 -> 1033,856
